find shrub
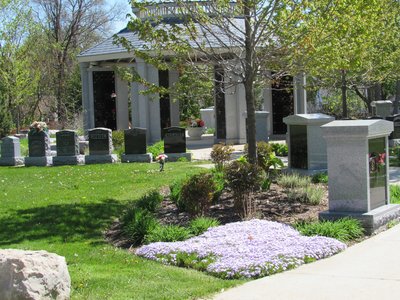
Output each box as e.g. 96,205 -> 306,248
211,170 -> 225,202
177,157 -> 188,162
287,184 -> 325,205
121,208 -> 159,246
205,127 -> 215,134
244,141 -> 284,173
390,185 -> 400,204
112,130 -> 124,150
277,174 -> 311,189
311,172 -> 328,184
180,173 -> 216,216
170,179 -> 185,210
294,218 -> 364,242
270,143 -> 288,156
224,160 -> 265,218
147,141 -> 164,160
210,143 -> 234,171
145,224 -> 191,243
189,217 -> 220,236
136,190 -> 163,213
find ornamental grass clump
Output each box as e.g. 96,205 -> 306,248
295,218 -> 364,242
145,224 -> 191,243
136,219 -> 346,279
189,217 -> 220,236
135,190 -> 164,212
277,173 -> 311,189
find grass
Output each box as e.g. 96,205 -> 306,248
0,163 -> 241,299
390,184 -> 400,204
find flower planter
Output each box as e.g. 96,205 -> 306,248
188,127 -> 204,140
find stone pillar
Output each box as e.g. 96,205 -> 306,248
169,69 -> 180,127
294,73 -> 307,114
224,71 -> 239,144
147,64 -> 161,143
80,62 -> 93,132
371,100 -> 393,118
115,75 -> 130,130
131,63 -> 140,128
320,119 -> 400,234
236,80 -> 247,143
135,59 -> 150,137
263,72 -> 273,137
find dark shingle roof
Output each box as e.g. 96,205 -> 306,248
78,18 -> 245,59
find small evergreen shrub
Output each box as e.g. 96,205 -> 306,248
112,130 -> 125,150
189,217 -> 220,236
121,208 -> 159,246
294,218 -> 364,242
145,224 -> 191,243
210,143 -> 234,170
270,143 -> 288,156
277,174 -> 311,189
311,172 -> 328,184
180,173 -> 216,216
135,190 -> 163,213
224,160 -> 265,218
147,141 -> 164,160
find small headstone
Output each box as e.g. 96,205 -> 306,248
53,130 -> 84,165
121,128 -> 152,163
25,130 -> 52,166
85,128 -> 118,164
88,128 -> 112,155
163,127 -> 192,161
164,127 -> 186,153
387,114 -> 400,140
125,128 -> 147,154
0,136 -> 24,166
28,131 -> 51,157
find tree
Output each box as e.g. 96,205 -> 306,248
32,0 -> 124,126
119,0 -> 327,163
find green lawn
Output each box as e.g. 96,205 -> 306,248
0,163 -> 241,299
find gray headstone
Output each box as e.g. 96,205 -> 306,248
56,130 -> 79,156
28,131 -> 51,157
124,128 -> 147,155
1,136 -> 21,158
88,128 -> 112,155
163,127 -> 186,153
387,114 -> 400,140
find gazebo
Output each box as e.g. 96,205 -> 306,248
77,2 -> 307,143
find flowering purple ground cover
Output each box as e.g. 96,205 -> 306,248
136,219 -> 346,279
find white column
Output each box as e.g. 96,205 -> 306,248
80,62 -> 93,132
131,63 -> 140,127
236,78 -> 247,143
294,73 -> 307,114
136,59 -> 150,134
263,71 -> 273,137
147,64 -> 161,143
168,69 -> 180,127
87,68 -> 95,130
224,70 -> 239,143
115,75 -> 130,130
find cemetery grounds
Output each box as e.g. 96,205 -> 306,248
0,163 -> 241,299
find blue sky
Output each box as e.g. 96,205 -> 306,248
108,0 -> 132,31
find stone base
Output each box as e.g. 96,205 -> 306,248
0,157 -> 24,166
25,156 -> 53,167
164,153 -> 192,162
319,204 -> 400,235
84,154 -> 118,164
121,153 -> 152,163
283,167 -> 327,176
53,155 -> 85,166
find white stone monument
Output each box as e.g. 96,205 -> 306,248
320,119 -> 400,234
283,113 -> 334,174
371,100 -> 392,118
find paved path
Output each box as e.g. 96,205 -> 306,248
214,223 -> 400,300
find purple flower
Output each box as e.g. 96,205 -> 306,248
136,219 -> 346,279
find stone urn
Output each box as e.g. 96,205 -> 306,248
187,127 -> 204,140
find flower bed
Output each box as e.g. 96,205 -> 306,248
136,219 -> 346,279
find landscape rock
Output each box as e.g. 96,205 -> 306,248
0,249 -> 71,300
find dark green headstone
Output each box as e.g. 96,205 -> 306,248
164,127 -> 186,153
289,125 -> 308,169
28,131 -> 50,157
89,128 -> 112,155
124,128 -> 147,154
56,130 -> 79,156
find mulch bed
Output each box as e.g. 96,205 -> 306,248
106,183 -> 328,248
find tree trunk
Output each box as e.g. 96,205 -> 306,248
341,69 -> 348,119
244,0 -> 257,164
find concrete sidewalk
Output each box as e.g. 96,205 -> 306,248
214,223 -> 400,300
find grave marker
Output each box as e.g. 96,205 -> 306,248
0,136 -> 24,166
162,127 -> 192,161
85,128 -> 118,164
121,128 -> 152,163
53,130 -> 84,165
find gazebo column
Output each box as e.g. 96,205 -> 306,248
131,62 -> 140,128
263,71 -> 273,137
115,74 -> 129,130
80,62 -> 94,132
135,59 -> 150,139
169,69 -> 180,127
147,64 -> 161,143
236,80 -> 246,143
294,73 -> 307,114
